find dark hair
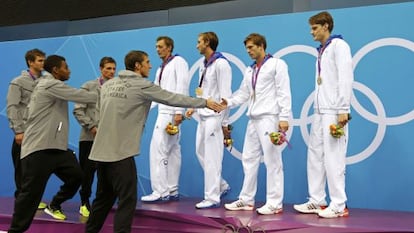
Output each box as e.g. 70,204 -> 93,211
309,11 -> 334,33
44,55 -> 65,73
25,48 -> 46,67
157,36 -> 174,52
99,56 -> 116,68
124,50 -> 148,71
199,32 -> 219,51
244,33 -> 267,50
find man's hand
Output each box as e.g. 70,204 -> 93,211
90,127 -> 97,137
278,121 -> 289,132
206,98 -> 225,112
15,133 -> 24,145
220,98 -> 228,108
174,114 -> 183,125
222,125 -> 231,139
185,108 -> 194,118
338,113 -> 350,127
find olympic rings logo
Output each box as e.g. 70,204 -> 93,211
189,37 -> 414,165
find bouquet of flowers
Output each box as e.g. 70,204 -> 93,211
165,122 -> 179,135
224,138 -> 233,147
269,131 -> 287,146
329,124 -> 345,138
223,125 -> 233,147
329,113 -> 352,138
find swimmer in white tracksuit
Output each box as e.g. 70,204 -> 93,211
293,11 -> 354,218
224,33 -> 292,215
142,36 -> 191,202
186,32 -> 232,209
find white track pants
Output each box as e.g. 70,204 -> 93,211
239,116 -> 284,208
307,113 -> 348,211
149,113 -> 181,197
195,116 -> 227,204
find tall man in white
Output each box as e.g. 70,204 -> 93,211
293,11 -> 353,218
142,36 -> 190,202
186,31 -> 232,209
224,33 -> 292,215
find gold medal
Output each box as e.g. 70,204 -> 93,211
195,87 -> 203,96
317,76 -> 322,85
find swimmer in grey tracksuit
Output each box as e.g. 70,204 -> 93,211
8,55 -> 97,233
86,50 -> 223,233
6,49 -> 45,199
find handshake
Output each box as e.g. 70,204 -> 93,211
205,98 -> 229,113
186,98 -> 229,117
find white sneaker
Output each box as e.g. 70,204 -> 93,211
224,200 -> 254,211
256,203 -> 283,215
195,200 -> 220,209
293,201 -> 327,214
318,207 -> 349,218
141,193 -> 169,202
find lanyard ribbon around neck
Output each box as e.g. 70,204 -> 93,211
251,54 -> 272,92
198,52 -> 225,88
158,54 -> 177,86
317,35 -> 343,77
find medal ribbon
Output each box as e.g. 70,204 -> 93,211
27,70 -> 37,81
158,54 -> 177,86
317,35 -> 343,77
98,76 -> 106,86
251,54 -> 272,92
198,52 -> 225,88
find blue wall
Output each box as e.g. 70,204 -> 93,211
1,2 -> 413,212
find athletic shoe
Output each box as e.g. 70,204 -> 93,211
195,200 -> 220,209
44,206 -> 66,220
79,204 -> 90,217
37,202 -> 47,210
318,207 -> 349,218
293,201 -> 327,214
224,200 -> 254,211
256,203 -> 283,215
141,193 -> 170,202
